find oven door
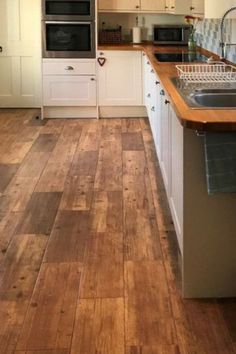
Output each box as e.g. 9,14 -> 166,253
43,21 -> 95,58
42,0 -> 95,21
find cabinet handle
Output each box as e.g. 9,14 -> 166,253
147,61 -> 150,65
136,5 -> 140,8
90,78 -> 95,81
171,6 -> 175,9
151,106 -> 155,112
190,6 -> 195,10
165,6 -> 169,9
0,46 -> 2,53
165,99 -> 170,105
160,89 -> 165,96
150,69 -> 154,73
147,93 -> 151,98
99,52 -> 104,55
65,66 -> 74,71
155,81 -> 160,85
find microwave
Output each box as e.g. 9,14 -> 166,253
153,25 -> 191,45
42,0 -> 95,21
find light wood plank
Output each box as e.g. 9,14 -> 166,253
71,298 -> 125,354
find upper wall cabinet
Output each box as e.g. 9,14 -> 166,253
98,0 -> 166,12
190,0 -> 204,15
205,0 -> 236,18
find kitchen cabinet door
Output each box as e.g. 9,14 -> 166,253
160,90 -> 171,193
190,0 -> 204,14
141,0 -> 166,11
166,0 -> 192,14
169,105 -> 184,252
43,75 -> 97,106
98,51 -> 143,106
98,0 -> 140,11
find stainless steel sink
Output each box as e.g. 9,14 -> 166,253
171,78 -> 236,109
189,92 -> 236,108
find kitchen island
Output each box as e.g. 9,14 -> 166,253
98,43 -> 236,298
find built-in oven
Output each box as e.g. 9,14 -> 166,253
42,21 -> 95,58
153,25 -> 191,45
42,0 -> 95,21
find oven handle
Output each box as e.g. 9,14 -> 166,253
44,21 -> 92,24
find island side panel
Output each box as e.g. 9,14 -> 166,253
183,128 -> 236,298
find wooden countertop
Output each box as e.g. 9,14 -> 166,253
98,43 -> 236,131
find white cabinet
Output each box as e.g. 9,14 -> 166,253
166,0 -> 192,14
98,51 -> 143,106
98,0 -> 166,12
169,105 -> 183,251
190,0 -> 204,15
141,0 -> 166,11
43,76 -> 96,106
98,0 -> 139,11
42,59 -> 97,107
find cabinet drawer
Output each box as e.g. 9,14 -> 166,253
43,60 -> 96,75
43,75 -> 97,106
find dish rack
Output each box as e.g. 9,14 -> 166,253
176,63 -> 236,83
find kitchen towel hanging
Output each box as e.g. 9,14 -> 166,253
204,132 -> 236,194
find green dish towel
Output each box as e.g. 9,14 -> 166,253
204,132 -> 236,195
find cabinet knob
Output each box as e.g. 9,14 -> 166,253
171,6 -> 175,9
160,89 -> 165,96
99,52 -> 104,55
147,93 -> 151,98
147,61 -> 150,65
65,66 -> 74,71
190,6 -> 195,10
150,69 -> 154,73
165,99 -> 170,105
155,81 -> 160,85
0,46 -> 2,53
151,106 -> 155,112
90,77 -> 95,81
165,6 -> 169,9
136,5 -> 140,8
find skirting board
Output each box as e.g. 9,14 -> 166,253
43,106 -> 98,119
99,106 -> 147,118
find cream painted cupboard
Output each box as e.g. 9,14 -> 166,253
205,0 -> 236,18
98,0 -> 166,12
98,51 -> 143,106
165,0 -> 198,15
190,0 -> 204,15
0,0 -> 41,107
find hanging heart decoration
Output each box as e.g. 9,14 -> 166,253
97,57 -> 106,67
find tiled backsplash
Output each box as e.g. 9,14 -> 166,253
196,19 -> 236,63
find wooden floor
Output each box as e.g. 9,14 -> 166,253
0,109 -> 236,354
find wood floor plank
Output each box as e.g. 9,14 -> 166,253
16,192 -> 62,235
16,262 -> 82,351
122,132 -> 144,151
121,119 -> 141,133
125,345 -> 181,354
0,163 -> 19,193
80,233 -> 124,298
125,260 -> 177,347
16,152 -> 51,178
0,212 -> 23,263
59,175 -> 94,211
71,297 -> 125,354
44,210 -> 90,263
0,176 -> 39,213
77,120 -> 102,151
69,151 -> 98,176
90,191 -> 123,233
40,119 -> 65,135
15,350 -> 69,354
0,234 -> 48,302
94,136 -> 123,191
30,134 -> 59,153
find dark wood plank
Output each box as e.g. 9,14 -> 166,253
71,298 -> 125,354
15,350 -> 69,354
44,210 -> 90,263
0,163 -> 19,193
0,234 -> 48,301
30,134 -> 59,153
80,232 -> 124,298
16,192 -> 62,235
69,151 -> 98,176
121,119 -> 141,133
126,345 -> 181,354
122,132 -> 144,151
16,262 -> 82,351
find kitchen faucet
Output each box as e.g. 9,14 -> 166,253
220,6 -> 236,59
